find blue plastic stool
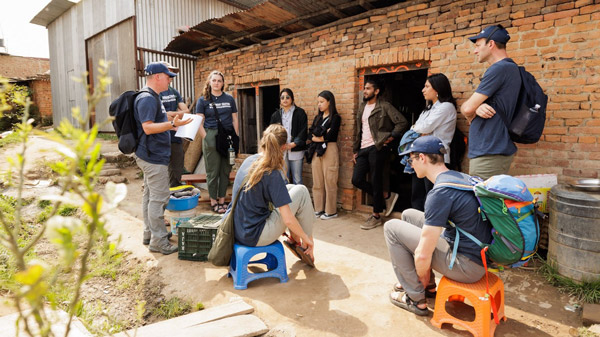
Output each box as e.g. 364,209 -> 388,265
228,241 -> 289,290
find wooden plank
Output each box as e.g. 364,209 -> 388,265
177,314 -> 268,337
115,300 -> 256,337
0,309 -> 92,337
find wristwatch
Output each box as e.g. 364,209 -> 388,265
170,120 -> 175,127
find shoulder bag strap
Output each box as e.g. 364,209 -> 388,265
208,95 -> 222,124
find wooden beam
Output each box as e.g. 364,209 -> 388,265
323,0 -> 346,19
190,28 -> 246,48
359,0 -> 375,10
215,0 -> 250,10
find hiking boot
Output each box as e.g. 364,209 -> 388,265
315,211 -> 325,218
148,243 -> 178,255
360,215 -> 383,230
143,232 -> 172,246
320,213 -> 338,220
384,192 -> 399,217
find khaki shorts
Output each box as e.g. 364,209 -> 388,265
469,154 -> 515,180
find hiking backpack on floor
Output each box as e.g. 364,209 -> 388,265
502,61 -> 548,144
439,174 -> 541,268
109,89 -> 159,154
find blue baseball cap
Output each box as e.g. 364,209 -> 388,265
399,135 -> 446,156
468,25 -> 511,44
144,62 -> 177,77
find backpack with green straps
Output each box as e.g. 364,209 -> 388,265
439,174 -> 541,269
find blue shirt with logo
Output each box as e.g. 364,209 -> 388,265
468,58 -> 521,158
195,93 -> 237,129
231,154 -> 291,246
160,86 -> 184,144
134,87 -> 170,165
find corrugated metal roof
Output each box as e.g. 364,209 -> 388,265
30,0 -> 76,27
165,0 -> 406,56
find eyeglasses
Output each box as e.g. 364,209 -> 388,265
407,156 -> 418,165
280,96 -> 291,100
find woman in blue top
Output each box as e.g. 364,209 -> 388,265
410,73 -> 457,211
195,70 -> 239,214
231,124 -> 315,266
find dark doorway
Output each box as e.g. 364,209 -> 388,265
364,69 -> 428,212
237,84 -> 280,155
261,85 -> 280,131
238,88 -> 257,154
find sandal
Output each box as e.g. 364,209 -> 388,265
389,291 -> 429,316
217,203 -> 227,214
282,239 -> 302,259
293,245 -> 315,268
211,203 -> 220,213
393,282 -> 437,298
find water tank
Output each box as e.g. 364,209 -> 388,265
547,184 -> 600,282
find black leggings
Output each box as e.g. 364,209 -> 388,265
352,146 -> 387,213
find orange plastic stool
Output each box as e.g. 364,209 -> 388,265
430,273 -> 506,337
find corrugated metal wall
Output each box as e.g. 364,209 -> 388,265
135,0 -> 240,51
47,0 -> 238,129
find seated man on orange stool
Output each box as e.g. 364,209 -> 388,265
383,136 -> 493,316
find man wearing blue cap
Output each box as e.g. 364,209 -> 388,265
461,24 -> 521,180
383,136 -> 492,316
135,62 -> 192,255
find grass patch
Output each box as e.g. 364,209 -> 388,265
152,297 -> 193,319
97,133 -> 118,141
537,255 -> 600,303
0,131 -> 20,148
36,203 -> 79,223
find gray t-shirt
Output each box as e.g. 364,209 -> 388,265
231,154 -> 291,246
469,58 -> 521,158
426,171 -> 493,264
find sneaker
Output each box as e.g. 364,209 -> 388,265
148,243 -> 178,255
360,215 -> 383,230
320,213 -> 338,220
315,211 -> 325,218
143,232 -> 172,246
384,192 -> 399,217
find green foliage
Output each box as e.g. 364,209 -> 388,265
0,62 -> 126,337
96,132 -> 118,141
0,130 -> 20,148
0,83 -> 30,131
537,255 -> 600,303
152,297 -> 193,319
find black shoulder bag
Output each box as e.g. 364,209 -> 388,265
209,96 -> 240,158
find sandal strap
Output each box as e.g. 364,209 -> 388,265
405,293 -> 427,306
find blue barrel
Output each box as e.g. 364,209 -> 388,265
548,184 -> 600,282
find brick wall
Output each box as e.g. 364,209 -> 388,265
0,55 -> 50,80
30,78 -> 53,117
194,0 -> 600,210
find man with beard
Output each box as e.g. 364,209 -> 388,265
352,78 -> 408,230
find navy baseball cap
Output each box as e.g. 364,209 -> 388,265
468,25 -> 511,44
144,62 -> 177,77
399,136 -> 446,156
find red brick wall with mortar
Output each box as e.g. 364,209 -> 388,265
0,55 -> 50,80
30,78 -> 53,117
194,0 -> 600,210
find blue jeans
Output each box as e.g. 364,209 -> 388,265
286,157 -> 303,185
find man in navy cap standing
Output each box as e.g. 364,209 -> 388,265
461,25 -> 521,179
383,136 -> 492,316
135,62 -> 192,255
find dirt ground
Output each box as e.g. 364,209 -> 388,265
0,136 -> 586,336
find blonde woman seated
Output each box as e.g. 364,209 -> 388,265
230,124 -> 315,266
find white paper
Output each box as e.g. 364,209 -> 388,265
174,113 -> 203,141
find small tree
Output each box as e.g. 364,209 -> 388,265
0,60 -> 126,337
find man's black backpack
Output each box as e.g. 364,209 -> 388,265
109,89 -> 159,154
502,62 -> 548,144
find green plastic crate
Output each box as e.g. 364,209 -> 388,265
178,214 -> 221,261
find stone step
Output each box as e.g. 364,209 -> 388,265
101,152 -> 136,167
99,168 -> 121,176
